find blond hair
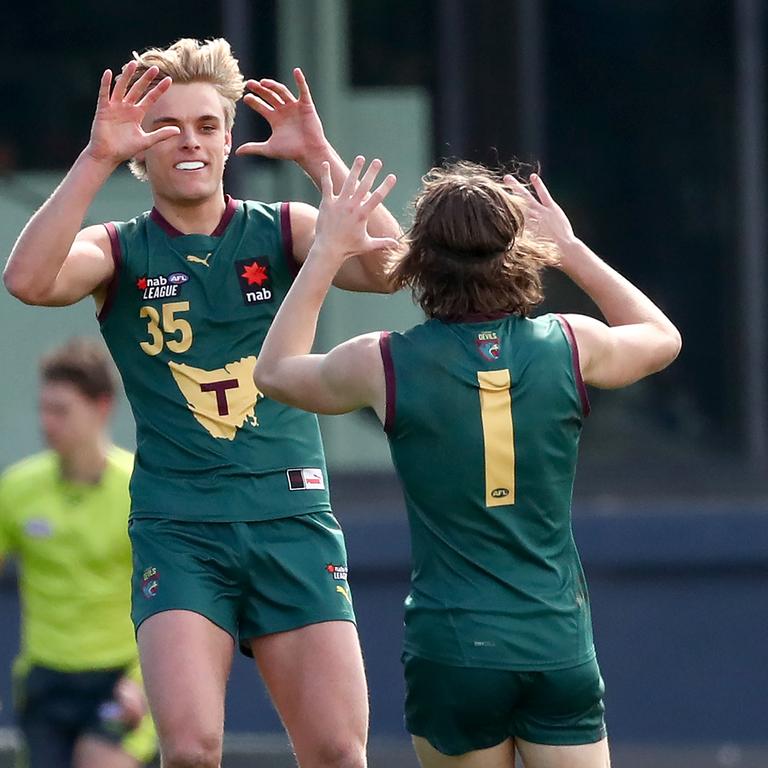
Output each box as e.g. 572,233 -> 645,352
390,162 -> 559,321
127,38 -> 245,180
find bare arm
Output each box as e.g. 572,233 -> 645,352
507,173 -> 682,388
254,158 -> 398,415
3,62 -> 180,307
236,69 -> 402,292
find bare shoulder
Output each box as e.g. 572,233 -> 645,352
73,223 -> 113,255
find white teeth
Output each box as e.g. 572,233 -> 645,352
175,161 -> 205,170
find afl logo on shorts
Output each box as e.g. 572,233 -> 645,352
491,487 -> 510,499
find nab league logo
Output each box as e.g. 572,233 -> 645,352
236,258 -> 273,305
476,331 -> 501,361
136,272 -> 189,300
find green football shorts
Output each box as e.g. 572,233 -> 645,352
129,513 -> 355,655
403,653 -> 607,754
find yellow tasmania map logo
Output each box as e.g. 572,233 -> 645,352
169,356 -> 262,440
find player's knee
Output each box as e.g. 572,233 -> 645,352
310,736 -> 366,768
161,732 -> 222,768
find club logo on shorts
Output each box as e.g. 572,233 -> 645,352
136,272 -> 189,300
236,258 -> 273,305
286,468 -> 326,491
142,566 -> 159,599
476,331 -> 501,361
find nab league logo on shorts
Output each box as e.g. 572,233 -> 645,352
236,258 -> 273,305
136,272 -> 189,300
141,566 -> 159,599
326,563 -> 348,580
476,331 -> 501,361
286,467 -> 326,491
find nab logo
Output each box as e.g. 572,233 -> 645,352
236,258 -> 273,305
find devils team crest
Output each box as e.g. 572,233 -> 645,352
476,331 -> 501,361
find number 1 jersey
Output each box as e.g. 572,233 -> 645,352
380,312 -> 594,670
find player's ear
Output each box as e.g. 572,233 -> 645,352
224,129 -> 232,159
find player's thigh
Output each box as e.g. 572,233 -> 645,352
412,736 -> 516,768
250,620 -> 368,758
514,737 -> 610,768
73,736 -> 142,768
137,610 -> 234,751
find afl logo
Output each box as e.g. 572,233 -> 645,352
491,488 -> 510,499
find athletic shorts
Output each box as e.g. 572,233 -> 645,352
403,653 -> 607,754
13,664 -> 157,766
129,512 -> 355,655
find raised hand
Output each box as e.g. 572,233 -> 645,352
85,60 -> 181,167
313,156 -> 399,260
504,173 -> 576,251
236,68 -> 327,164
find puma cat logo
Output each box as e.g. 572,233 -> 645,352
186,253 -> 212,267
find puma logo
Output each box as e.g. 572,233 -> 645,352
336,585 -> 352,605
186,253 -> 212,267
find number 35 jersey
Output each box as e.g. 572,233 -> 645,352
380,312 -> 593,670
99,197 -> 330,522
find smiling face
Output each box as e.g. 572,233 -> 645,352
137,81 -> 233,205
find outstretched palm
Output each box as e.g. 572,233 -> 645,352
86,60 -> 180,166
236,68 -> 327,163
314,156 -> 399,260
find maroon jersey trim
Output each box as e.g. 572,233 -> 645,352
379,331 -> 396,433
280,202 -> 302,279
97,222 -> 123,324
555,314 -> 591,417
150,195 -> 238,237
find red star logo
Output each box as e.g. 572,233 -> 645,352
326,564 -> 335,573
136,276 -> 147,291
241,261 -> 268,286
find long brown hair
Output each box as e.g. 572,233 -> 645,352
390,161 -> 558,321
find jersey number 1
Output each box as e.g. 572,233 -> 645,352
477,370 -> 516,507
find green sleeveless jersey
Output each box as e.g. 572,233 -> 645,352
380,312 -> 593,670
0,448 -> 139,673
99,198 -> 330,522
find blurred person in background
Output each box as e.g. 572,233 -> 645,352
253,158 -> 682,768
3,38 -> 401,768
0,338 -> 156,768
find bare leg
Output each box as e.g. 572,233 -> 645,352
250,621 -> 368,768
138,610 -> 234,768
73,736 -> 142,768
514,737 -> 610,768
411,735 -> 516,768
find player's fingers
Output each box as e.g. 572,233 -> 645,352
257,78 -> 297,105
367,236 -> 401,252
235,140 -> 269,156
503,174 -> 535,201
293,68 -> 315,105
97,70 -> 113,108
111,61 -> 138,102
135,76 -> 173,109
243,94 -> 276,120
354,159 -> 383,202
320,161 -> 333,199
340,156 -> 365,198
145,126 -> 181,146
529,173 -> 555,206
246,80 -> 285,109
361,172 -> 396,214
125,65 -> 160,105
